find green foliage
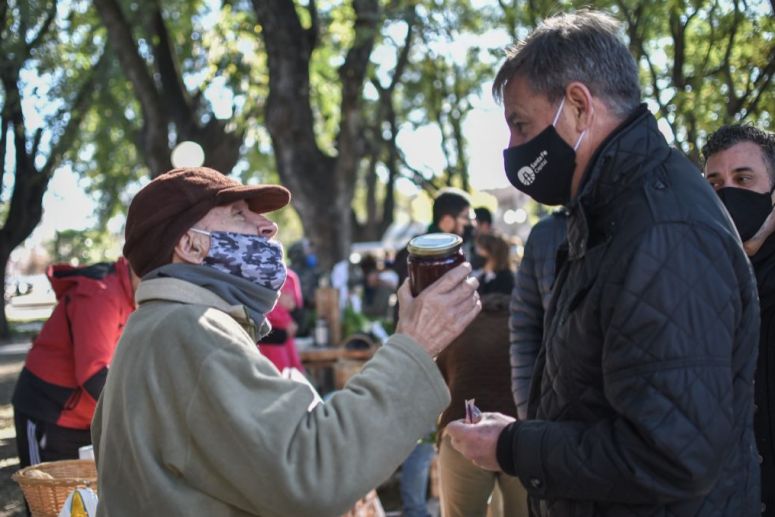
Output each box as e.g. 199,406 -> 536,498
494,0 -> 775,162
341,303 -> 370,338
11,0 -> 775,259
48,229 -> 123,265
72,61 -> 146,225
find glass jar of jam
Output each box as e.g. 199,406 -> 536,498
407,233 -> 465,296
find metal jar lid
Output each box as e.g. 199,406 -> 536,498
407,233 -> 463,257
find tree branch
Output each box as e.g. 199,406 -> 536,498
41,52 -> 108,177
253,0 -> 329,200
336,0 -> 380,184
0,114 -> 8,199
669,9 -> 685,88
147,0 -> 194,134
720,0 -> 742,116
93,0 -> 171,174
389,6 -> 415,91
307,0 -> 319,52
399,152 -> 440,192
0,1 -> 8,45
31,128 -> 42,159
24,0 -> 57,56
740,46 -> 775,118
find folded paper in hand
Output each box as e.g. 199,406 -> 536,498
464,398 -> 482,424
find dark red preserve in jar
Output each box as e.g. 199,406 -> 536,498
407,233 -> 465,296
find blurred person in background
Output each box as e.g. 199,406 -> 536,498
474,207 -> 494,236
470,207 -> 494,271
358,254 -> 397,321
474,233 -> 515,295
703,124 -> 775,516
436,232 -> 527,517
287,238 -> 320,336
392,188 -> 474,517
12,258 -> 138,468
258,268 -> 305,374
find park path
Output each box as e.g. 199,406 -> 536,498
0,339 -> 30,516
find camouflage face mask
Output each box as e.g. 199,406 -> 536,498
190,228 -> 287,291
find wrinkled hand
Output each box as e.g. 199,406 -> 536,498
445,412 -> 515,471
395,262 -> 480,357
744,191 -> 775,256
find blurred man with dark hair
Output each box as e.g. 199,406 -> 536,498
470,207 -> 494,271
393,188 -> 474,289
431,189 -> 475,237
473,207 -> 493,235
704,124 -> 775,516
436,232 -> 527,517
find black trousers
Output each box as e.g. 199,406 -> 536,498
13,409 -> 92,468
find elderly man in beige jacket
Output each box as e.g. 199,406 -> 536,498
92,167 -> 481,517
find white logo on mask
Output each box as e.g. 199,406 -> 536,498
518,166 -> 535,185
517,150 -> 549,185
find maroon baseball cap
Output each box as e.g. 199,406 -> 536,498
123,167 -> 291,276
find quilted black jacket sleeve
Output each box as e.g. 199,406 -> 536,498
509,211 -> 567,419
503,221 -> 756,504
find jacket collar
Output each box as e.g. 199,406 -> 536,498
565,105 -> 671,260
135,277 -> 259,339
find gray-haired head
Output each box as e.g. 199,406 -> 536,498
492,10 -> 641,119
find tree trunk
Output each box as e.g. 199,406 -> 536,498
254,0 -> 379,271
0,19 -> 100,336
0,245 -> 10,338
146,0 -> 243,174
363,153 -> 380,241
93,0 -> 172,175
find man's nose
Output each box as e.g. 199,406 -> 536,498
256,216 -> 278,238
509,132 -> 527,148
259,221 -> 278,238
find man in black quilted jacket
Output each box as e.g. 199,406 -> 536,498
446,10 -> 761,516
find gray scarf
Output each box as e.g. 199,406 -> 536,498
145,263 -> 279,333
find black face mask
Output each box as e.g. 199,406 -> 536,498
503,98 -> 585,206
717,187 -> 774,241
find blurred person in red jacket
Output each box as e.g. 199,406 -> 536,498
258,268 -> 305,374
12,257 -> 138,467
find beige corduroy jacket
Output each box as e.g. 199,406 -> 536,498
92,277 -> 449,517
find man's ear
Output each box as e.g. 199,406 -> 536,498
565,81 -> 595,132
172,230 -> 208,265
438,214 -> 454,233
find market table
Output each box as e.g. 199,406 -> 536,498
300,346 -> 376,395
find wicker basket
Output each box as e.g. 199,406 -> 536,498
12,459 -> 97,517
